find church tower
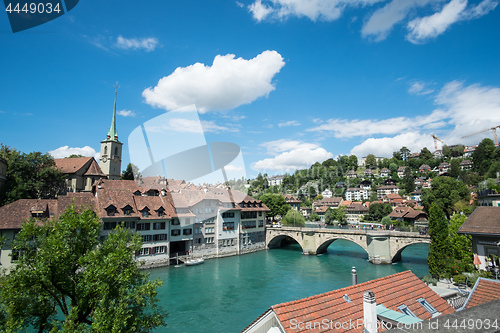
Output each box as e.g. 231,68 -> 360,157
100,84 -> 123,180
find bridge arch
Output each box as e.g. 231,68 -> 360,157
390,239 -> 430,263
316,235 -> 369,257
267,232 -> 304,252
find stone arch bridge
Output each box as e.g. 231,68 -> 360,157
267,227 -> 430,264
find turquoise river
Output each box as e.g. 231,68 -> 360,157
149,240 -> 429,333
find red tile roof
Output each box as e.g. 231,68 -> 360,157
268,271 -> 454,333
464,278 -> 500,309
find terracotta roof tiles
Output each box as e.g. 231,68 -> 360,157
464,278 -> 500,309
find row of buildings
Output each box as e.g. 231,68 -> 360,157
0,93 -> 270,269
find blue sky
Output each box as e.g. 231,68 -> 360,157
1,0 -> 500,179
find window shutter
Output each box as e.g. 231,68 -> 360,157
161,222 -> 166,229
150,247 -> 155,254
145,223 -> 150,230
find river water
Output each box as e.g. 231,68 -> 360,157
149,240 -> 429,333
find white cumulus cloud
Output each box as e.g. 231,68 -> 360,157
142,51 -> 285,113
249,0 -> 384,22
49,146 -> 98,159
116,36 -> 159,52
252,140 -> 333,172
350,132 -> 431,157
406,0 -> 497,43
361,0 -> 434,41
117,109 -> 136,117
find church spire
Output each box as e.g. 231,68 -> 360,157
107,82 -> 119,141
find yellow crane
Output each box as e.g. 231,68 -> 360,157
462,125 -> 500,146
431,134 -> 444,151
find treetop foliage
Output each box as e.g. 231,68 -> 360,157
0,204 -> 167,332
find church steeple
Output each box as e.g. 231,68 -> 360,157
100,82 -> 123,180
106,83 -> 119,141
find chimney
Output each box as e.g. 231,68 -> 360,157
363,291 -> 378,333
351,266 -> 357,285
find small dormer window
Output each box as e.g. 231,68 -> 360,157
343,294 -> 352,303
133,190 -> 141,196
141,208 -> 150,217
123,205 -> 133,216
106,206 -> 116,216
157,207 -> 165,217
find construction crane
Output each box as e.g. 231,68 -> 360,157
462,125 -> 500,146
431,134 -> 444,151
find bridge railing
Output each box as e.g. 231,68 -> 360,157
266,226 -> 428,237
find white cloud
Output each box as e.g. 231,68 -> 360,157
361,0 -> 434,41
115,35 -> 159,52
249,0 -> 384,22
406,0 -> 497,43
49,146 -> 98,159
252,139 -> 333,172
350,132 -> 431,157
408,81 -> 434,95
347,80 -> 500,157
117,109 -> 136,117
406,0 -> 467,43
306,109 -> 448,138
278,120 -> 301,127
142,51 -> 285,113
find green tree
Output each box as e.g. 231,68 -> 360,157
421,177 -> 470,219
472,138 -> 496,175
427,203 -> 452,279
419,147 -> 433,161
325,206 -> 346,225
3,151 -> 66,205
449,159 -> 461,178
381,216 -> 392,226
402,166 -> 415,193
399,147 -> 411,162
281,209 -> 305,227
448,213 -> 474,274
367,203 -> 392,221
121,163 -> 135,180
310,213 -> 320,222
67,154 -> 84,158
259,193 -> 290,221
0,205 -> 166,332
365,154 -> 377,169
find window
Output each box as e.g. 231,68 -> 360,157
241,212 -> 257,219
106,206 -> 116,216
172,219 -> 180,225
122,221 -> 136,229
194,228 -> 202,234
139,248 -> 150,256
153,234 -> 167,241
205,237 -> 214,244
397,304 -> 416,317
152,246 -> 165,254
137,223 -> 150,231
258,220 -> 264,227
223,222 -> 235,231
242,221 -> 256,229
205,227 -> 214,234
183,228 -> 192,236
114,147 -> 118,157
153,222 -> 166,230
103,221 -> 117,230
417,298 -> 440,317
142,235 -> 152,242
171,229 -> 181,236
141,208 -> 150,217
123,206 -> 133,215
157,208 -> 165,216
104,146 -> 108,155
222,212 -> 235,218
